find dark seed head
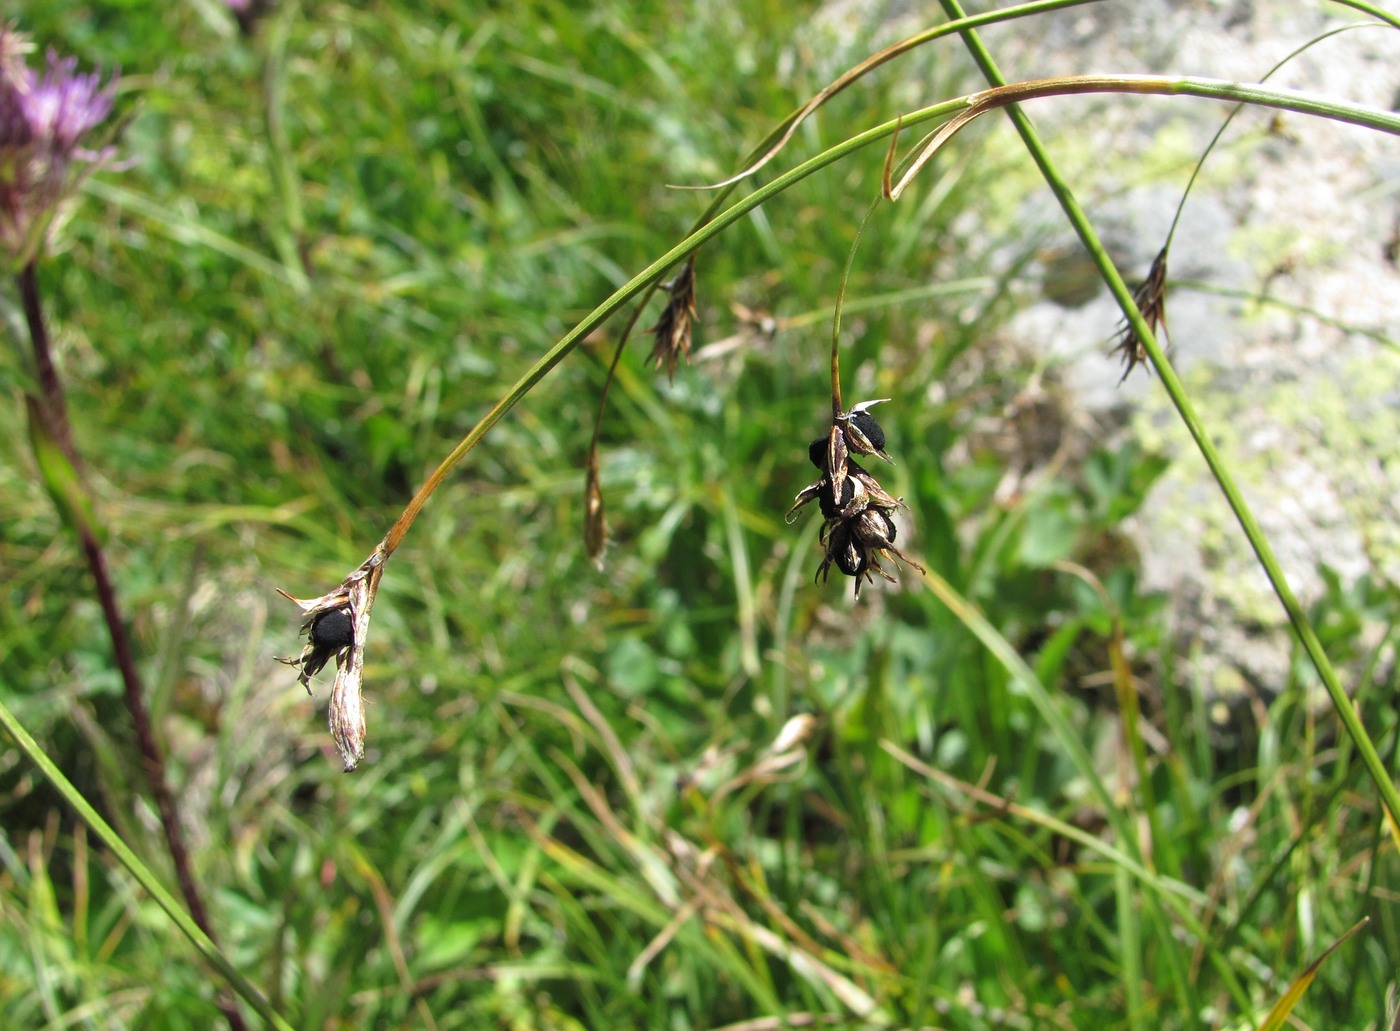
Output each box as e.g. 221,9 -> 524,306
847,410 -> 885,453
310,608 -> 354,651
853,507 -> 896,547
835,531 -> 867,577
818,473 -> 856,520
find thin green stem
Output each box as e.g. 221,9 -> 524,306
1164,23 -> 1379,254
0,697 -> 294,1031
934,0 -> 1400,846
829,198 -> 881,419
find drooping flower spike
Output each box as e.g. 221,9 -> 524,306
277,546 -> 387,771
1111,247 -> 1169,383
646,255 -> 698,383
788,398 -> 922,597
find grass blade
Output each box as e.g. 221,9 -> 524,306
0,697 -> 295,1031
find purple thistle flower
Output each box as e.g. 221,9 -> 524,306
0,27 -> 117,265
23,53 -> 116,154
224,0 -> 275,35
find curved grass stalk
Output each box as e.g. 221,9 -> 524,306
0,697 -> 295,1031
885,73 -> 1400,199
1160,22 -> 1385,257
931,0 -> 1400,851
378,97 -> 976,561
301,71 -> 1400,766
687,0 -> 1107,191
583,0 -> 1106,561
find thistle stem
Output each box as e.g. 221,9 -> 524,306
19,265 -> 77,468
18,264 -> 248,1031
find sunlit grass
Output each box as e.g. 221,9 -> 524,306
2,1 -> 1399,1028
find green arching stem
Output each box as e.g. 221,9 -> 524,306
933,1 -> 1400,841
586,0 -> 1109,469
387,73 -> 1400,559
0,697 -> 296,1031
380,93 -> 971,556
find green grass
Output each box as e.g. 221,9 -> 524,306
3,1 -> 1400,1028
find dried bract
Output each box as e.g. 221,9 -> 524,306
584,458 -> 608,570
1111,248 -> 1169,383
646,255 -> 697,383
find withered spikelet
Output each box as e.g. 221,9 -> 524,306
646,256 -> 698,383
1111,247 -> 1169,383
277,547 -> 386,771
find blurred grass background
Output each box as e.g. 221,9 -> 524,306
2,1 -> 1399,1028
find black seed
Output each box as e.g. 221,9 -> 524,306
836,538 -> 866,577
848,410 -> 885,452
311,608 -> 354,651
818,475 -> 855,519
808,437 -> 827,469
859,509 -> 895,545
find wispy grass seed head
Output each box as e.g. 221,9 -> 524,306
646,255 -> 697,383
1111,247 -> 1169,383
